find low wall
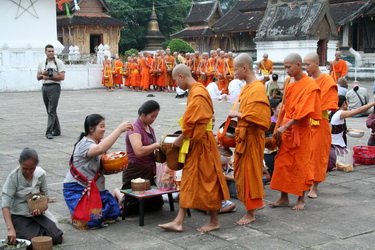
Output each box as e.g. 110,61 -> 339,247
0,65 -> 103,92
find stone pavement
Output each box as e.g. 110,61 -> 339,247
1,85 -> 375,250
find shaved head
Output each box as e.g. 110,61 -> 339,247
172,64 -> 192,78
284,53 -> 302,64
304,52 -> 319,65
234,53 -> 253,69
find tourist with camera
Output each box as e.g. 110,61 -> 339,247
37,44 -> 65,139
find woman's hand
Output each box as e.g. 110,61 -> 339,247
7,227 -> 16,245
228,110 -> 240,118
118,121 -> 133,133
173,135 -> 184,148
31,209 -> 43,216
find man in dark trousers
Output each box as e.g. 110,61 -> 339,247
37,44 -> 65,139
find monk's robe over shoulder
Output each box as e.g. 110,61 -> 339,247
234,80 -> 270,210
179,83 -> 229,211
270,74 -> 321,196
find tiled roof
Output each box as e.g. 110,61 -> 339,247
57,16 -> 125,26
185,1 -> 219,25
213,0 -> 267,33
330,0 -> 370,25
171,26 -> 215,38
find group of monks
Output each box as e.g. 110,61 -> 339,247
157,50 -> 344,232
101,48 -> 272,93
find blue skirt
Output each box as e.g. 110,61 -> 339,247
63,182 -> 120,228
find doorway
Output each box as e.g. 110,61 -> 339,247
317,39 -> 327,66
90,34 -> 103,54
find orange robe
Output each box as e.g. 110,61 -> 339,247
102,59 -> 113,88
165,55 -> 175,87
234,80 -> 270,210
330,59 -> 348,81
311,74 -> 338,183
258,59 -> 273,75
129,62 -> 140,87
140,57 -> 151,90
180,83 -> 229,210
157,57 -> 167,87
206,57 -> 216,85
216,58 -> 228,94
270,74 -> 321,196
112,59 -> 124,85
151,57 -> 161,86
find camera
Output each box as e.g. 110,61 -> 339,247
47,68 -> 54,77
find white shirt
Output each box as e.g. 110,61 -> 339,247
228,79 -> 245,103
206,82 -> 222,99
330,110 -> 346,147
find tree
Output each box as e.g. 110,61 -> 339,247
106,0 -> 191,53
167,39 -> 194,53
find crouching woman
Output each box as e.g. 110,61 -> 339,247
2,148 -> 63,245
63,114 -> 133,229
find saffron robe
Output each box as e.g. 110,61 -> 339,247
311,74 -> 338,182
330,59 -> 348,81
234,80 -> 270,210
179,83 -> 229,210
112,59 -> 124,85
258,59 -> 273,75
139,57 -> 151,90
102,59 -> 113,87
270,74 -> 321,196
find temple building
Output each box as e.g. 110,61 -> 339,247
171,0 -> 223,52
57,0 -> 125,55
174,0 -> 375,64
144,3 -> 166,51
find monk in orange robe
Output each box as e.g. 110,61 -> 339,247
129,58 -> 140,90
270,53 -> 321,210
191,51 -> 201,81
206,52 -> 216,86
112,55 -> 124,88
304,52 -> 338,199
330,51 -> 348,82
159,64 -> 229,233
216,51 -> 228,94
102,55 -> 114,91
157,53 -> 167,91
257,53 -> 273,76
165,48 -> 175,91
229,53 -> 270,225
225,52 -> 234,81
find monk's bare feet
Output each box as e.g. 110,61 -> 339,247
236,214 -> 255,225
292,201 -> 305,211
158,221 -> 183,232
197,222 -> 220,233
307,189 -> 318,199
269,198 -> 290,208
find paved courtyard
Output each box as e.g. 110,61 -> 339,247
1,85 -> 375,250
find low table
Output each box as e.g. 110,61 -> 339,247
120,187 -> 190,226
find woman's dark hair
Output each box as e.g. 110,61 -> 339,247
138,100 -> 160,116
338,95 -> 347,107
19,147 -> 39,165
73,114 -> 105,153
269,98 -> 281,116
329,95 -> 347,121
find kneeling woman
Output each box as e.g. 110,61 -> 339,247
63,114 -> 132,229
2,148 -> 63,244
122,100 -> 164,213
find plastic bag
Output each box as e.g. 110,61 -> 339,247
335,147 -> 353,172
155,162 -> 176,190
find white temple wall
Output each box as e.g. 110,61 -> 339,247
255,40 -> 338,63
0,65 -> 103,92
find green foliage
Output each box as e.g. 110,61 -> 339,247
167,39 -> 194,53
124,49 -> 139,60
106,0 -> 191,53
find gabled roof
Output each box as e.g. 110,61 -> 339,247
185,1 -> 222,25
213,0 -> 267,33
255,0 -> 337,41
57,15 -> 125,27
329,0 -> 373,26
171,26 -> 215,38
